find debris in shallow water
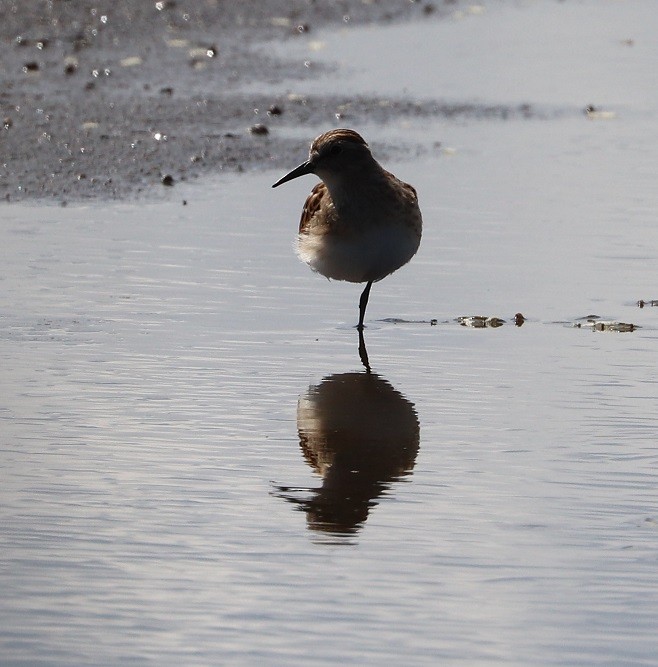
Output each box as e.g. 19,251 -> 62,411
574,318 -> 636,332
161,174 -> 174,186
637,299 -> 658,308
585,104 -> 616,120
457,315 -> 505,328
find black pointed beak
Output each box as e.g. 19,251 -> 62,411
272,160 -> 314,188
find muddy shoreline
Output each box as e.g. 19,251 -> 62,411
0,0 -> 535,203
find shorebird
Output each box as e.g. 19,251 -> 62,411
272,129 -> 422,331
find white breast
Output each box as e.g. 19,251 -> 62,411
297,223 -> 421,284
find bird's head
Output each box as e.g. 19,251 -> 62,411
272,129 -> 374,188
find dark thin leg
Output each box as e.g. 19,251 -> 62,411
358,327 -> 371,374
358,280 -> 373,331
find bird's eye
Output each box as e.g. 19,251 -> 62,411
328,144 -> 343,156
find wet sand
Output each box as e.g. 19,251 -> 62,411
0,0 -> 491,203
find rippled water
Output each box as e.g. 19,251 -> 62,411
3,1 -> 658,665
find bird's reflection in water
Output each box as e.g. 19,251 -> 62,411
275,372 -> 420,539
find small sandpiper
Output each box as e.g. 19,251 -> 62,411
272,129 -> 422,331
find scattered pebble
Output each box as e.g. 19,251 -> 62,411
22,61 -> 39,73
14,36 -> 49,49
249,123 -> 269,136
161,174 -> 175,186
91,67 -> 112,78
188,45 -> 216,68
120,56 -> 143,67
267,105 -> 283,116
166,38 -> 188,48
270,17 -> 291,28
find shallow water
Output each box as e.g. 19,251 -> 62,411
3,1 -> 658,665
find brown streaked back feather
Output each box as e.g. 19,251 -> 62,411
299,181 -> 328,234
399,180 -> 418,203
